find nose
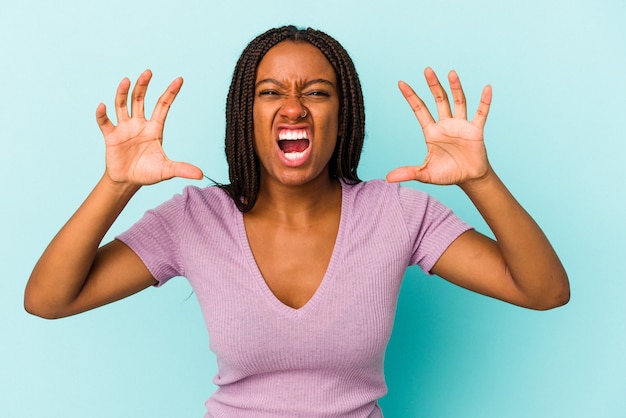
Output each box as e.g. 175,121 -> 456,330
280,95 -> 307,121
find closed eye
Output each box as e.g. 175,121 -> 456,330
306,90 -> 330,97
258,90 -> 281,96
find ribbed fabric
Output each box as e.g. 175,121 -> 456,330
117,179 -> 472,417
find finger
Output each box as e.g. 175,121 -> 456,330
448,70 -> 467,120
114,77 -> 131,124
398,80 -> 435,129
131,69 -> 152,119
386,152 -> 432,183
385,164 -> 428,183
95,103 -> 115,136
163,160 -> 204,181
424,67 -> 452,119
151,77 -> 184,125
472,84 -> 492,129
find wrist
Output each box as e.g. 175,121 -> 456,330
100,172 -> 142,197
458,166 -> 500,195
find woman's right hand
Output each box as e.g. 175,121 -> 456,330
96,70 -> 203,186
25,70 -> 204,319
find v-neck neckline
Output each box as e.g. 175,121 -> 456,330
236,180 -> 350,318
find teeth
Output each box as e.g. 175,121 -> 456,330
278,129 -> 308,140
283,150 -> 306,161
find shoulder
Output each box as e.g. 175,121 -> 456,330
158,185 -> 234,212
341,178 -> 393,197
340,179 -> 435,232
140,185 -> 238,230
342,178 -> 431,209
342,179 -> 465,231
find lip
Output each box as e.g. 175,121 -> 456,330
275,124 -> 312,167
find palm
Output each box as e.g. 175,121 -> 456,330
386,68 -> 492,186
104,117 -> 174,185
96,70 -> 202,186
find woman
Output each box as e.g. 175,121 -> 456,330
25,26 -> 569,417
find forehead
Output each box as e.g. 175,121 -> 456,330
255,41 -> 336,83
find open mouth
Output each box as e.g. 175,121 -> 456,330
278,129 -> 310,161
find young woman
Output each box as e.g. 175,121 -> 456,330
25,26 -> 569,417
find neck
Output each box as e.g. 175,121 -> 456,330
249,174 -> 341,225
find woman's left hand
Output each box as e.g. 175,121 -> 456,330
386,68 -> 492,186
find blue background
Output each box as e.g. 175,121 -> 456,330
2,0 -> 624,416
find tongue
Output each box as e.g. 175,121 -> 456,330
279,139 -> 309,153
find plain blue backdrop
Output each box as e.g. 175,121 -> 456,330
2,0 -> 625,416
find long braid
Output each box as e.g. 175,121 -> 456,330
221,26 -> 365,212
309,32 -> 365,181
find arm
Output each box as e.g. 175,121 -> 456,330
387,68 -> 569,310
25,70 -> 203,319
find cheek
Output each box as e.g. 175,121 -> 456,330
253,103 -> 276,131
328,112 -> 341,144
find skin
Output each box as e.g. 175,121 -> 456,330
24,43 -> 569,319
388,69 -> 569,309
24,71 -> 198,318
245,41 -> 342,309
252,41 -> 340,190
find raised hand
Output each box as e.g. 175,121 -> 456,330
96,70 -> 203,186
386,67 -> 492,186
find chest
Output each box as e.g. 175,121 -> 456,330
243,215 -> 339,309
181,192 -> 413,377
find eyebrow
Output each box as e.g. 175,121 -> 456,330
255,78 -> 336,89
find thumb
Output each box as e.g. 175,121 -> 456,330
163,161 -> 204,181
386,153 -> 432,182
386,165 -> 427,183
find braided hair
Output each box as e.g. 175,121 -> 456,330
222,25 -> 365,212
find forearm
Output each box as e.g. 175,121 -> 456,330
25,175 -> 140,316
459,168 -> 569,308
